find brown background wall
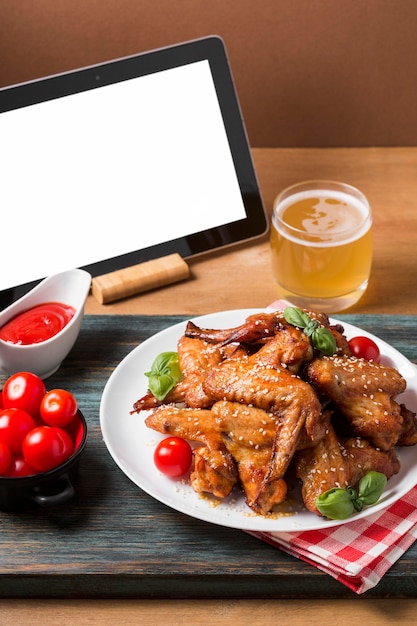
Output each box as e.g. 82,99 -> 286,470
1,0 -> 417,147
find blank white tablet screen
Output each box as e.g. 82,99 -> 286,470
0,60 -> 246,291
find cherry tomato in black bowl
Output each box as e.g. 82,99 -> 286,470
0,409 -> 87,511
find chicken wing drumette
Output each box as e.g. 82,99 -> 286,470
306,355 -> 407,450
294,423 -> 401,515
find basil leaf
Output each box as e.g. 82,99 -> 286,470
358,471 -> 387,506
312,327 -> 337,356
347,486 -> 364,512
283,307 -> 311,329
315,487 -> 355,520
303,319 -> 319,337
145,351 -> 182,401
284,306 -> 337,356
316,471 -> 388,520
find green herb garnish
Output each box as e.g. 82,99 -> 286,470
145,351 -> 182,401
283,306 -> 337,355
315,471 -> 387,520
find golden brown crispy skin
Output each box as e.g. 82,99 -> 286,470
294,424 -> 352,514
211,401 -> 288,513
186,313 -> 313,373
248,328 -> 313,372
145,405 -> 220,446
202,359 -> 323,514
296,409 -> 332,450
397,404 -> 417,446
185,312 -> 287,345
191,446 -> 238,499
176,336 -> 224,408
145,401 -> 288,513
203,357 -> 322,440
295,424 -> 401,515
145,405 -> 239,499
306,355 -> 406,450
343,437 -> 400,486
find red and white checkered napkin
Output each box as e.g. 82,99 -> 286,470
248,481 -> 417,594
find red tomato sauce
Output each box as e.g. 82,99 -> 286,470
0,302 -> 76,345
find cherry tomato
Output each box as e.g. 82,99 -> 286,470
0,440 -> 12,474
22,426 -> 74,473
2,372 -> 46,416
0,391 -> 3,410
0,408 -> 36,454
348,336 -> 381,362
66,413 -> 85,450
40,389 -> 78,427
154,436 -> 193,478
4,456 -> 36,477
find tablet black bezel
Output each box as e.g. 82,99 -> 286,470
0,36 -> 267,305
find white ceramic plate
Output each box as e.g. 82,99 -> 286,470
100,309 -> 417,532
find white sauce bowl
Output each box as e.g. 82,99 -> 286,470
0,269 -> 91,379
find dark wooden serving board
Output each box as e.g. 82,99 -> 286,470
1,314 -> 417,599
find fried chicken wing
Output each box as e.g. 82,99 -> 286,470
306,355 -> 407,450
296,409 -> 332,450
185,312 -> 286,345
176,336 -> 224,408
397,403 -> 417,446
145,405 -> 239,498
145,401 -> 287,513
202,358 -> 323,514
145,397 -> 328,514
134,311 -> 349,414
295,424 -> 401,515
191,446 -> 238,498
343,436 -> 400,485
295,424 -> 351,513
210,401 -> 288,513
203,356 -> 322,440
187,313 -> 313,373
145,405 -> 220,446
249,327 -> 313,372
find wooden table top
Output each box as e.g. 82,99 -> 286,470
2,147 -> 417,625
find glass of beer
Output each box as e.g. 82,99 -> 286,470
270,180 -> 372,313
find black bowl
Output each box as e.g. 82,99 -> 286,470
0,409 -> 87,511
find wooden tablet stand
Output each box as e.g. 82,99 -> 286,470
91,253 -> 190,304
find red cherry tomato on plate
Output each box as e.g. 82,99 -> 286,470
154,436 -> 193,478
22,426 -> 74,473
348,336 -> 381,362
0,440 -> 12,474
40,389 -> 78,427
2,372 -> 46,416
0,408 -> 36,454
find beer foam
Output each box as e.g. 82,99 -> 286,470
274,189 -> 371,247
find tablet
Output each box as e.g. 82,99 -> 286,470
0,36 -> 267,305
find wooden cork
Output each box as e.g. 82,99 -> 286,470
91,253 -> 190,304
